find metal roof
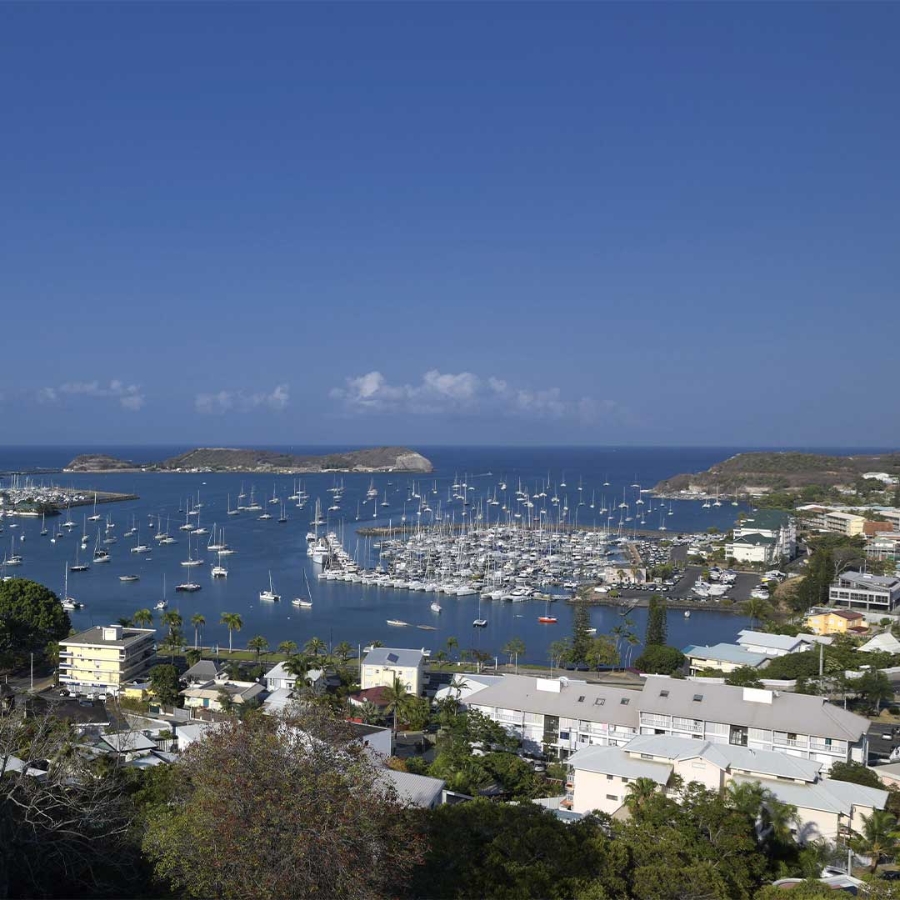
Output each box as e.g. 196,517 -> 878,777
683,643 -> 769,667
641,676 -> 869,742
362,647 -> 427,668
568,745 -> 672,784
375,768 -> 445,808
732,774 -> 887,816
737,631 -> 805,652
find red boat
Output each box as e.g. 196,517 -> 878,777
538,615 -> 558,624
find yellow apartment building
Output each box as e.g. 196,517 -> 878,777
58,625 -> 156,694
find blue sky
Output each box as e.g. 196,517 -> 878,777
1,3 -> 897,447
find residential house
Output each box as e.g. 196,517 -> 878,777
736,630 -> 813,657
264,661 -> 325,694
361,647 -> 427,696
58,625 -> 156,695
567,733 -> 886,843
468,675 -> 640,757
180,676 -> 266,713
829,571 -> 900,613
375,768 -> 445,809
683,643 -> 769,676
857,632 -> 900,655
805,608 -> 867,636
181,660 -> 223,685
638,676 -> 869,770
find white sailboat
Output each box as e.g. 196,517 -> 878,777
259,571 -> 280,602
292,571 -> 313,608
211,550 -> 228,578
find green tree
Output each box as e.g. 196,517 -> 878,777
571,606 -> 592,664
724,666 -> 764,688
149,663 -> 181,707
829,761 -> 886,789
132,608 -> 154,629
277,640 -> 298,657
634,644 -> 685,674
334,641 -> 353,663
190,613 -> 205,649
625,777 -> 660,815
355,700 -> 382,725
849,809 -> 900,873
304,636 -> 326,658
142,708 -> 423,898
549,639 -> 572,669
282,654 -> 311,682
502,637 -> 526,668
856,669 -> 894,713
587,634 -> 620,669
220,612 -> 243,652
446,636 -> 459,661
645,596 -> 667,647
159,631 -> 184,665
247,635 -> 269,662
744,597 -> 772,630
185,648 -> 201,667
382,677 -> 413,732
160,610 -> 183,636
0,578 -> 71,661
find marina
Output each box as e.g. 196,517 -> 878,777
0,445 -> 755,662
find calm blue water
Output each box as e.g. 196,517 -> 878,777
0,444 -> 870,664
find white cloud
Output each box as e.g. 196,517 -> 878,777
37,379 -> 145,411
195,383 -> 290,416
330,370 -> 605,423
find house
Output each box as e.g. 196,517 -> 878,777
58,625 -> 156,695
638,676 -> 870,770
683,643 -> 769,675
468,675 -> 640,757
805,608 -> 867,636
120,679 -> 152,701
857,632 -> 900,655
829,571 -> 900,613
181,660 -> 223,685
349,723 -> 393,759
869,761 -> 900,789
375,767 -> 446,809
180,677 -> 266,713
264,661 -> 325,694
361,648 -> 427,696
566,733 -> 887,843
736,630 -> 813,658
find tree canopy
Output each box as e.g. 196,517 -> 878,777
0,578 -> 71,664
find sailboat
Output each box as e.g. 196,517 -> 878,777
180,532 -> 203,567
473,595 -> 488,628
93,531 -> 111,562
87,493 -> 101,522
211,550 -> 228,578
430,600 -> 442,613
60,567 -> 83,610
292,571 -> 313,608
277,502 -> 287,524
227,494 -> 239,516
537,596 -> 558,624
259,571 -> 280,602
69,544 -> 90,572
40,513 -> 48,536
155,575 -> 168,610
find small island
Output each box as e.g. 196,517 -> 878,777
64,446 -> 433,474
653,451 -> 900,498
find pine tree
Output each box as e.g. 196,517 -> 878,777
645,596 -> 667,647
571,605 -> 592,664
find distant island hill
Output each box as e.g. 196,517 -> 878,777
653,451 -> 900,498
64,447 -> 434,475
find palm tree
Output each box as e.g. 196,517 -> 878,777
624,777 -> 659,815
761,797 -> 799,846
446,636 -> 459,661
304,636 -> 326,658
432,649 -> 448,666
744,598 -> 771,630
220,612 -> 243,653
283,654 -> 311,681
116,616 -> 132,627
132,608 -> 154,629
624,633 -> 640,668
356,700 -> 382,725
726,780 -> 769,822
850,809 -> 900,874
277,640 -> 298,658
190,613 -> 205,649
161,610 -> 183,636
334,641 -> 353,663
247,635 -> 269,662
381,677 -> 412,732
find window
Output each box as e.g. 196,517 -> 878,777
594,698 -> 605,706
825,738 -> 832,747
641,753 -> 654,760
560,731 -> 570,740
607,774 -> 614,780
578,696 -> 585,703
659,690 -> 669,698
620,698 -> 630,705
787,733 -> 797,742
606,794 -> 618,801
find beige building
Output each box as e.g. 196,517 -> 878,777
797,506 -> 866,537
567,734 -> 887,843
361,647 -> 427,696
58,625 -> 156,694
180,676 -> 266,712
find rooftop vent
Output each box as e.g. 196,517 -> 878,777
620,698 -> 630,705
594,698 -> 606,706
577,695 -> 585,703
102,625 -> 123,641
659,690 -> 669,698
692,694 -> 703,702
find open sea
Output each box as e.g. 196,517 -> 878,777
0,444 -> 885,664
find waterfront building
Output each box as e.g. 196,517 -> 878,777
566,733 -> 886,842
796,506 -> 866,537
264,660 -> 325,694
683,643 -> 769,675
360,647 -> 427,696
736,630 -> 814,657
828,570 -> 900,613
58,624 -> 156,695
729,510 -> 796,561
804,608 -> 868,636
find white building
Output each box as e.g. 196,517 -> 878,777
726,533 -> 778,564
361,648 -> 427,696
730,510 -> 796,561
566,733 -> 886,843
797,506 -> 866,537
736,630 -> 813,657
58,625 -> 156,695
264,661 -> 325,694
683,643 -> 769,676
638,677 -> 869,771
829,571 -> 900,613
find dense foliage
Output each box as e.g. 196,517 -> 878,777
0,578 -> 71,666
634,644 -> 685,674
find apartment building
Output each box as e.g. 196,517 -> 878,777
58,625 -> 156,695
467,674 -> 869,770
805,608 -> 867,636
468,675 -> 639,756
829,571 -> 900,613
730,510 -> 796,561
566,733 -> 886,843
361,647 -> 427,696
637,677 -> 868,770
683,643 -> 768,676
797,506 -> 866,537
